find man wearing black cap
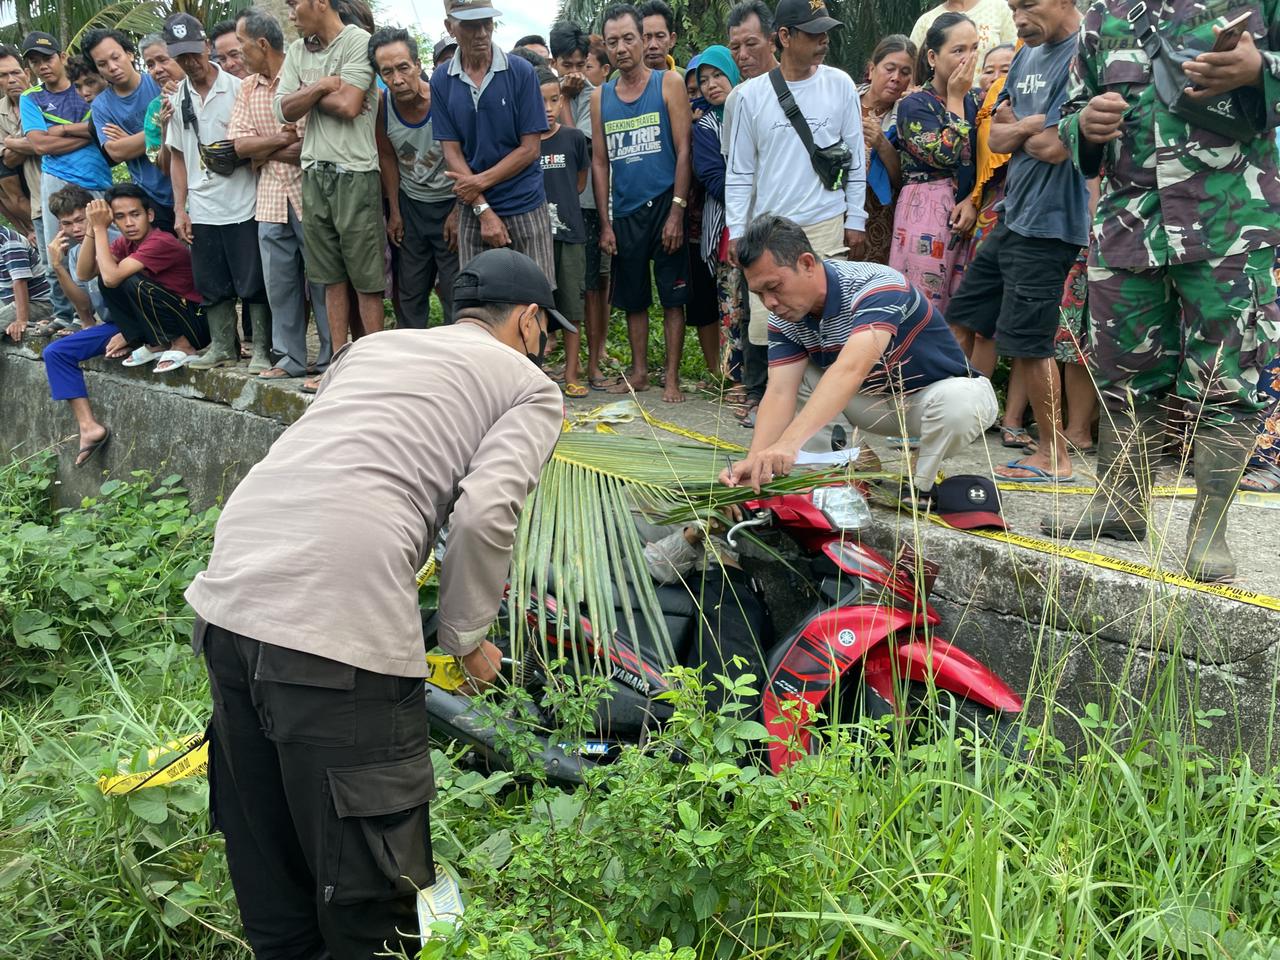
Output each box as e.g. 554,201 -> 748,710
433,36 -> 457,67
184,247 -> 565,958
19,31 -> 113,327
725,0 -> 867,361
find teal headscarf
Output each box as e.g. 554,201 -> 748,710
695,45 -> 741,119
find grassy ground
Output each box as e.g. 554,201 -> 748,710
2,454 -> 1279,960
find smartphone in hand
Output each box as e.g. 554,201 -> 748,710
1211,11 -> 1253,52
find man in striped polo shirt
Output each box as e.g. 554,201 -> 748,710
720,214 -> 998,503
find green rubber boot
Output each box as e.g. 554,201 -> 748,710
189,302 -> 238,370
1185,422 -> 1255,583
247,303 -> 273,373
1041,402 -> 1161,542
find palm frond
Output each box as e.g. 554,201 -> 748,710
67,1 -> 165,50
507,432 -> 869,677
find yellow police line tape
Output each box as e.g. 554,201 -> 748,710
931,518 -> 1280,612
98,656 -> 469,795
996,482 -> 1280,510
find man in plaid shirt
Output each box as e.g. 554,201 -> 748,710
230,8 -> 332,381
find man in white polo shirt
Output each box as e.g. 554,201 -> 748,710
163,13 -> 269,371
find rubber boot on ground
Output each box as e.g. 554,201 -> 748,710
1041,402 -> 1160,541
1184,421 -> 1255,583
246,303 -> 273,373
189,302 -> 238,370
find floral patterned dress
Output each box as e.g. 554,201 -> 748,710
889,86 -> 979,313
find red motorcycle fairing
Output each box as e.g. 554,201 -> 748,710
522,591 -> 673,696
760,606 -> 1024,772
761,605 -> 923,772
861,641 -> 1024,715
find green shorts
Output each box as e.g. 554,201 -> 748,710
301,166 -> 386,294
552,240 -> 586,330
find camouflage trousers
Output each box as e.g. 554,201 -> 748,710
1087,247 -> 1280,425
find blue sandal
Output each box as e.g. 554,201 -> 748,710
997,460 -> 1075,484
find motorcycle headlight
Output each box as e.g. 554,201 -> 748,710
812,485 -> 872,531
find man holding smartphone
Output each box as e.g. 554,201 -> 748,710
1051,1 -> 1280,583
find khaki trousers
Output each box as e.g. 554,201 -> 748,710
798,364 -> 999,491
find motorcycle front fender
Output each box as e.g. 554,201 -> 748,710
861,641 -> 1024,714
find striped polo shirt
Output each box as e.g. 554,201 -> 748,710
767,260 -> 972,393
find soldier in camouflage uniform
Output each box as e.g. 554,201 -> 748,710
1046,0 -> 1280,581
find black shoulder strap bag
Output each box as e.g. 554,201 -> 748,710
768,67 -> 852,191
181,81 -> 250,177
1126,0 -> 1262,142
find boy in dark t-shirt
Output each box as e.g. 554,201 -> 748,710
537,67 -> 590,397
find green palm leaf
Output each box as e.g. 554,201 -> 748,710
507,431 -> 869,678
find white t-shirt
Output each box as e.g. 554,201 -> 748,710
165,65 -> 258,226
910,0 -> 1018,70
724,65 -> 866,239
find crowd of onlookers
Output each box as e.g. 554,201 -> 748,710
0,0 -> 1276,508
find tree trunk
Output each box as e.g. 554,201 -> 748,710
256,0 -> 298,41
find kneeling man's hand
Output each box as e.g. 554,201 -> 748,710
721,445 -> 798,493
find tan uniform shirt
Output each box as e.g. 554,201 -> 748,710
184,324 -> 563,676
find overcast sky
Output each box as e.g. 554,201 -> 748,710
379,0 -> 564,51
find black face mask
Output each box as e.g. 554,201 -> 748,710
521,318 -> 548,369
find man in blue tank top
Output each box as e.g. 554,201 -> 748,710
590,2 -> 693,403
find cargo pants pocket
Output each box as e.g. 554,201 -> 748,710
322,749 -> 436,905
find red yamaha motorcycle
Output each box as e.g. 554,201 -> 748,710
421,480 -> 1024,783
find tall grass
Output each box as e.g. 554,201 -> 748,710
1,453 -> 1278,960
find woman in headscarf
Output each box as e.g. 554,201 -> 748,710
858,35 -> 915,265
889,12 -> 980,314
690,45 -> 749,419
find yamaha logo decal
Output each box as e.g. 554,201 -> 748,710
837,629 -> 856,648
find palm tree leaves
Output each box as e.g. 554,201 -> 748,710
506,431 -> 851,675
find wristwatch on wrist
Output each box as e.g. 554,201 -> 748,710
671,195 -> 687,209
472,202 -> 491,216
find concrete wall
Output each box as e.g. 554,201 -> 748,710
1,339 -> 303,508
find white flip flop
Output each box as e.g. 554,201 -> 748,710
121,345 -> 162,367
152,350 -> 195,373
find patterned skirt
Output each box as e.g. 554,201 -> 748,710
1054,252 -> 1089,366
715,259 -> 744,382
889,179 -> 970,314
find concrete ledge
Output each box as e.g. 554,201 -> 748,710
1,336 -> 301,507
858,513 -> 1280,762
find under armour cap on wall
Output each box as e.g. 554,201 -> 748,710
934,475 -> 1007,531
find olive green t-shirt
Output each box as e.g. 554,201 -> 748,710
274,25 -> 379,172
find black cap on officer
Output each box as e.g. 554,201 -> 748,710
453,248 -> 575,331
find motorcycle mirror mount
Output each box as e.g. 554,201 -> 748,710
726,511 -> 771,548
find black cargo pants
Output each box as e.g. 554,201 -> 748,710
198,620 -> 435,960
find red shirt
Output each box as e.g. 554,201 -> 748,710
110,230 -> 202,304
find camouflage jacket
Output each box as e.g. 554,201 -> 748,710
1060,0 -> 1280,268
